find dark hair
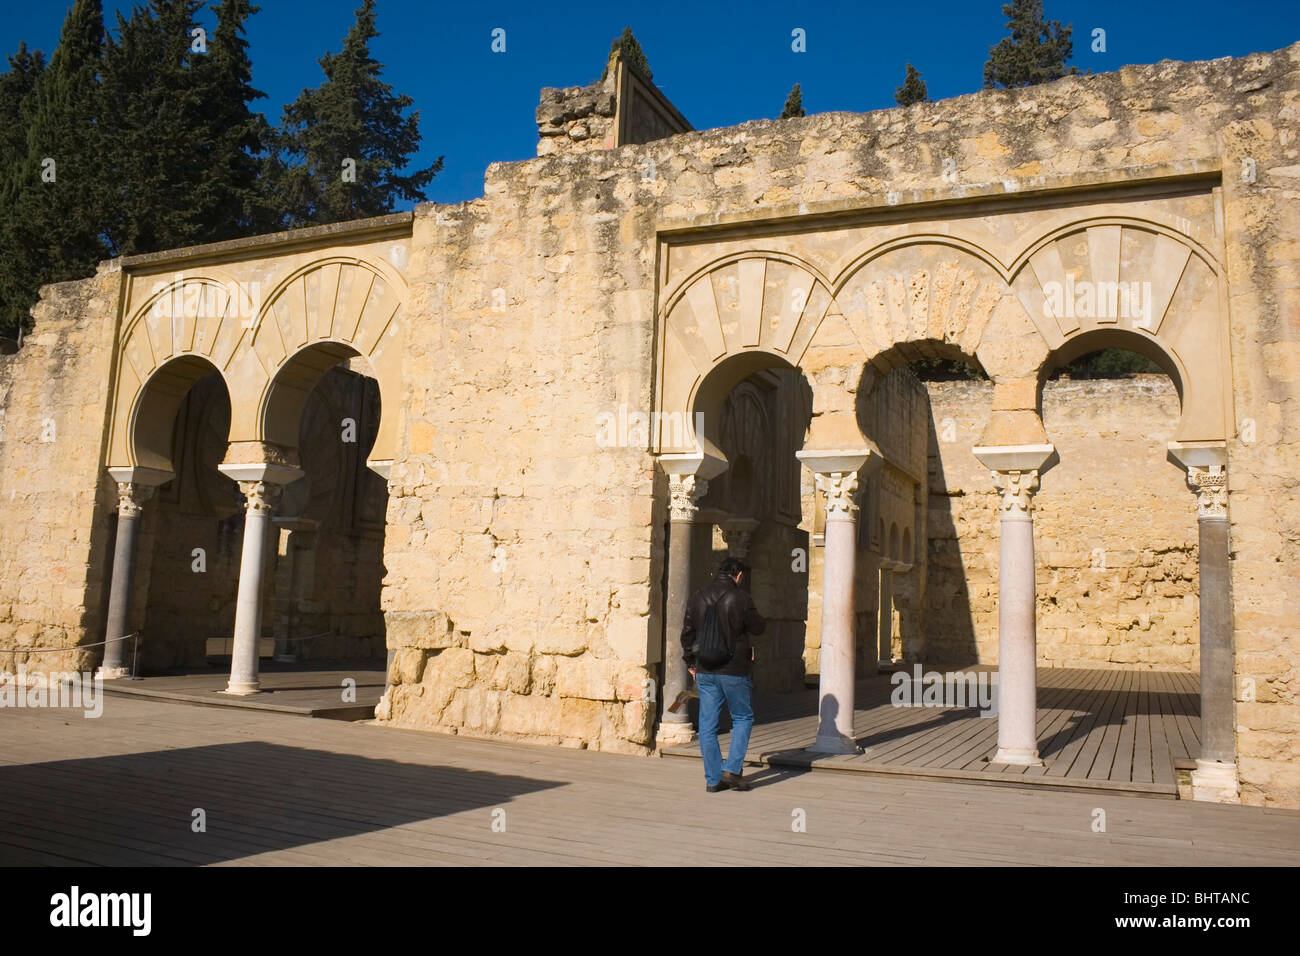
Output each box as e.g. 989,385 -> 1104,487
719,557 -> 749,579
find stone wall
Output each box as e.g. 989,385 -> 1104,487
1,42 -> 1296,808
381,42 -> 1300,806
0,266 -> 122,675
925,374 -> 1199,669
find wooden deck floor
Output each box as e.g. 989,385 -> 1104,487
664,667 -> 1200,797
3,693 -> 1297,866
98,663 -> 387,720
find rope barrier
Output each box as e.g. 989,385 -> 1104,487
1,629 -> 371,657
0,632 -> 138,655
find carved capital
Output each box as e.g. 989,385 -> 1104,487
1187,465 -> 1228,519
668,474 -> 709,521
815,471 -> 860,519
720,518 -> 759,559
991,469 -> 1040,516
238,480 -> 282,516
116,482 -> 155,519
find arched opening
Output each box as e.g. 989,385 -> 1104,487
130,355 -> 228,473
687,353 -> 814,696
856,350 -> 977,667
130,359 -> 243,670
1038,335 -> 1198,677
1040,327 -> 1185,400
259,346 -> 389,669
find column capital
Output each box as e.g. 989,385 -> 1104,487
667,474 -> 710,521
1166,441 -> 1229,521
1186,464 -> 1228,520
797,447 -> 879,521
720,517 -> 759,558
238,480 -> 283,516
989,468 -> 1041,516
973,444 -> 1055,517
115,482 -> 156,519
814,471 -> 861,519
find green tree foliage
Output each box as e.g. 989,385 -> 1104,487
0,43 -> 44,173
1054,349 -> 1162,379
0,0 -> 437,340
603,26 -> 652,81
192,0 -> 276,239
908,356 -> 989,381
268,0 -> 441,228
99,0 -> 211,255
0,42 -> 47,338
894,63 -> 929,106
0,1 -> 106,340
983,0 -> 1079,89
780,82 -> 804,118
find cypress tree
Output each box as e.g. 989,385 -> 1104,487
270,0 -> 441,228
0,43 -> 44,171
780,83 -> 804,118
0,43 -> 46,338
2,1 -> 107,340
983,0 -> 1079,89
191,0 -> 276,239
100,0 -> 209,256
603,27 -> 652,81
894,63 -> 929,106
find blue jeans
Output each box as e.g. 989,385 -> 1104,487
696,672 -> 754,786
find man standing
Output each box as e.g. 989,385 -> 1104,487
681,557 -> 767,792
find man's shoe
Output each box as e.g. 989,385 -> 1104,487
706,780 -> 731,792
722,771 -> 752,792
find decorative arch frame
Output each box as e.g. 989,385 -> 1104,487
108,256 -> 408,471
653,206 -> 1233,453
658,251 -> 836,454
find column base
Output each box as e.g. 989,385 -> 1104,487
991,747 -> 1043,767
222,681 -> 261,696
1191,759 -> 1240,804
96,666 -> 130,680
374,689 -> 393,721
807,730 -> 863,755
656,719 -> 697,747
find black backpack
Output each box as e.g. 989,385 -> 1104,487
693,600 -> 734,671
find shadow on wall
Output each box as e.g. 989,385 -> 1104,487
919,406 -> 981,666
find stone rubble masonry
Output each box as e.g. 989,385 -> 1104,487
536,73 -> 618,156
925,375 -> 1200,670
0,263 -> 124,676
1,44 -> 1298,808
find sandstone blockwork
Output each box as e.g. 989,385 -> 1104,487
1,44 -> 1297,807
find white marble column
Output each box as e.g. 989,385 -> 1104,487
974,444 -> 1055,767
1169,442 -> 1238,803
656,451 -> 726,747
877,563 -> 894,665
98,467 -> 172,679
798,450 -> 874,755
218,462 -> 303,696
99,484 -> 153,678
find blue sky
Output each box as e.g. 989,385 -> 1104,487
5,1 -> 1299,205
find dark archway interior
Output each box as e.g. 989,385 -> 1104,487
133,361 -> 388,672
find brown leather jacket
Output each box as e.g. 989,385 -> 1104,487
681,573 -> 767,677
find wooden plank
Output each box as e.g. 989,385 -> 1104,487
1028,666 -> 1111,776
